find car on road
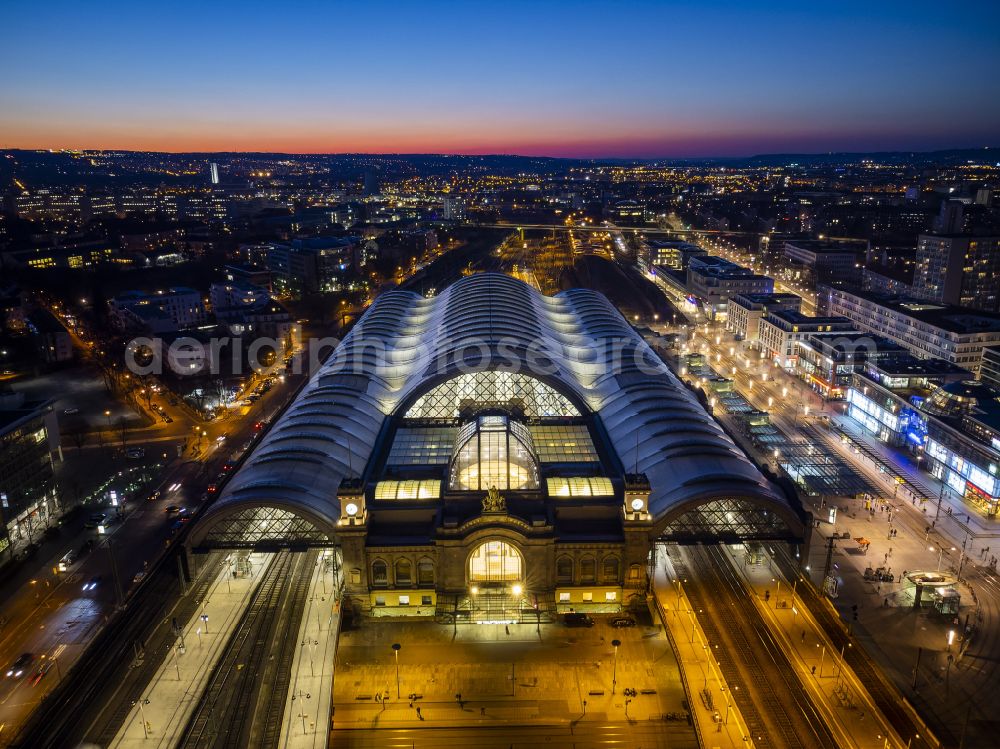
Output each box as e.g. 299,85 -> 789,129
147,490 -> 161,502
165,505 -> 186,517
82,575 -> 102,591
126,447 -> 145,459
563,613 -> 594,627
133,571 -> 146,584
163,414 -> 173,423
6,653 -> 34,678
63,407 -> 79,415
206,483 -> 218,496
57,550 -> 77,571
610,616 -> 636,628
29,661 -> 52,686
84,512 -> 107,529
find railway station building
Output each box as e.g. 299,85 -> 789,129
189,273 -> 811,621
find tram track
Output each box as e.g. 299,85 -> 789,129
672,544 -> 838,749
177,549 -> 316,749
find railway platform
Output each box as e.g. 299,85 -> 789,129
109,552 -> 273,748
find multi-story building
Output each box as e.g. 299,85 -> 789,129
209,281 -> 292,340
686,256 -> 773,321
110,287 -> 206,333
783,240 -> 864,285
817,285 -> 1000,374
727,293 -> 801,345
0,392 -> 60,561
26,309 -> 73,363
912,234 -> 1000,312
442,195 -> 466,221
796,333 -> 905,399
265,237 -> 362,293
845,355 -> 968,452
644,240 -> 703,271
980,345 -> 1000,389
758,310 -> 855,370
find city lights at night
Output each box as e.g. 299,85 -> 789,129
0,3 -> 998,749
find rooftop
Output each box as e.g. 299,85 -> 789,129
821,285 -> 1000,334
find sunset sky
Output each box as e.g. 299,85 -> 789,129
2,0 -> 998,158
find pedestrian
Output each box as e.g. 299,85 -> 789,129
505,624 -> 510,635
481,706 -> 486,716
801,630 -> 806,643
811,666 -> 816,675
416,707 -> 421,718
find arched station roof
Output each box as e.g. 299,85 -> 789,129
191,273 -> 798,547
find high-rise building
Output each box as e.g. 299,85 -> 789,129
442,195 -> 466,221
209,162 -> 220,185
912,234 -> 1000,312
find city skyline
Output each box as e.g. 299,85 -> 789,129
2,0 -> 999,158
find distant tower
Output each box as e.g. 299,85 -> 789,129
363,170 -> 380,196
209,162 -> 220,185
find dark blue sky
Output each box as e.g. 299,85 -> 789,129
2,0 -> 998,157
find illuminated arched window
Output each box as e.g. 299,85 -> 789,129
580,556 -> 596,583
449,414 -> 539,491
468,540 -> 522,583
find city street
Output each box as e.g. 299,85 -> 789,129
0,342 -> 315,745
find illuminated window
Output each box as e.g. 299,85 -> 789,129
529,425 -> 598,462
449,415 -> 539,491
468,540 -> 522,583
546,477 -> 614,497
374,480 -> 441,500
372,560 -> 388,586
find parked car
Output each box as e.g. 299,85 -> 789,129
563,613 -> 594,628
165,505 -> 186,517
126,447 -> 145,459
84,513 -> 107,529
63,407 -> 79,415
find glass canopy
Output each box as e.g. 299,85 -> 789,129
405,371 -> 580,419
449,414 -> 540,491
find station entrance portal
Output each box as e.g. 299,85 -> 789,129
466,540 -> 524,623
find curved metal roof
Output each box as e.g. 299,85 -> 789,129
192,272 -> 791,544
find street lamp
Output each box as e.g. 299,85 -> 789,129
611,639 -> 621,694
392,643 -> 401,698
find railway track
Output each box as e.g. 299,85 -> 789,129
672,545 -> 838,749
178,549 -> 316,749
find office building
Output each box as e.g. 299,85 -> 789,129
818,285 -> 1000,374
757,310 -> 856,370
0,392 -> 60,562
727,293 -> 802,345
686,256 -> 773,321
